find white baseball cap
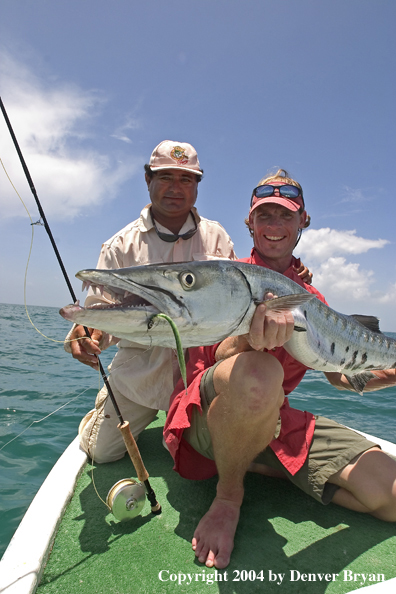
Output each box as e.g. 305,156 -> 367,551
149,140 -> 203,175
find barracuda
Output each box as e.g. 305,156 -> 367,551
59,260 -> 396,394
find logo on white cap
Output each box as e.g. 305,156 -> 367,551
170,146 -> 189,165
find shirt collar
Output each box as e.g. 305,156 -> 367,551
138,204 -> 201,233
248,248 -> 303,284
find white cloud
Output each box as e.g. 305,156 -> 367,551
299,228 -> 389,262
310,257 -> 396,329
111,114 -> 141,144
297,229 -> 395,325
0,51 -> 142,220
376,282 -> 396,305
310,257 -> 374,300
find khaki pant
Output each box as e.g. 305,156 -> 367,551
79,380 -> 159,463
184,363 -> 379,504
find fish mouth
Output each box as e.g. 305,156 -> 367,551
72,268 -> 187,319
59,284 -> 161,323
80,280 -> 158,313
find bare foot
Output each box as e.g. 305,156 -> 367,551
192,497 -> 240,568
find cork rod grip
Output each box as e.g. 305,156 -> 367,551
118,421 -> 149,483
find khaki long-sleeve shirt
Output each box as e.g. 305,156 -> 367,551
68,204 -> 236,410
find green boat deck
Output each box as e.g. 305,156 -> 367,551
38,413 -> 396,594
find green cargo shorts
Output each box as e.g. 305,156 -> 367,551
183,361 -> 379,504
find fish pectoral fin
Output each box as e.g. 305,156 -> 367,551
257,293 -> 316,313
350,314 -> 382,334
345,371 -> 377,395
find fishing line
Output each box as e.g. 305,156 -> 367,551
1,96 -> 161,516
0,347 -> 151,461
0,98 -> 123,422
0,156 -> 94,347
1,151 -> 180,514
0,383 -> 96,452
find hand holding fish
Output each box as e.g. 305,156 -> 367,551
69,325 -> 103,370
246,293 -> 295,352
215,293 -> 295,360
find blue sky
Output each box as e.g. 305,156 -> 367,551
1,0 -> 395,330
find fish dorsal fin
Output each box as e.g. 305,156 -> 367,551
258,293 -> 316,313
350,315 -> 382,334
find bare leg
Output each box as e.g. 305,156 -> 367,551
192,351 -> 285,568
328,448 -> 396,521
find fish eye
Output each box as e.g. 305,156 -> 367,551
180,271 -> 196,289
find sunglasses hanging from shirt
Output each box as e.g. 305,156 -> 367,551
150,210 -> 198,242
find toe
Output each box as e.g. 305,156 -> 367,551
205,550 -> 216,568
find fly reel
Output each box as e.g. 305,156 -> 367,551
106,478 -> 146,521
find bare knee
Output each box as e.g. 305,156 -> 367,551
230,351 -> 284,413
332,449 -> 396,522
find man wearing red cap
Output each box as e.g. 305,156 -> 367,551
65,140 -> 237,462
164,168 -> 396,569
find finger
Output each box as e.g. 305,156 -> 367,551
71,349 -> 100,369
71,335 -> 102,356
247,303 -> 267,350
263,310 -> 294,350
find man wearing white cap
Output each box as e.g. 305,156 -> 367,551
66,140 -> 236,463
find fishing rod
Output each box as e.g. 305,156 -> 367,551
0,96 -> 161,518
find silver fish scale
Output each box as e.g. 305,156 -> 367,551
284,294 -> 396,373
235,262 -> 396,374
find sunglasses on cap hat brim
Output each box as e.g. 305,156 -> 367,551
250,184 -> 304,209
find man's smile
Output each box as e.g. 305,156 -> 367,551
265,235 -> 284,241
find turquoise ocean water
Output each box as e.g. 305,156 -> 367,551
1,302 -> 396,558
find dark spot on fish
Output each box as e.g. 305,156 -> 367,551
326,438 -> 332,448
344,350 -> 358,370
330,342 -> 335,356
304,310 -> 308,319
340,358 -> 345,365
361,353 -> 368,365
345,346 -> 350,352
350,351 -> 360,370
